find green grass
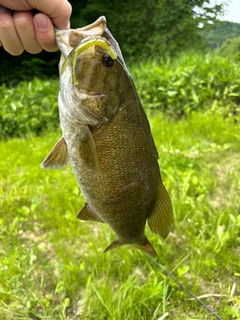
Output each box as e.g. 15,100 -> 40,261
0,111 -> 239,319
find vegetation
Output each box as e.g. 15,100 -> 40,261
0,1 -> 239,318
1,53 -> 239,139
201,21 -> 240,50
0,50 -> 240,319
132,53 -> 240,118
0,0 -> 224,84
216,37 -> 240,58
70,0 -> 222,59
0,79 -> 59,138
0,111 -> 239,319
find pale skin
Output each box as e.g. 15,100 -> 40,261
0,0 -> 72,55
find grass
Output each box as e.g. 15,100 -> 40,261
0,111 -> 239,319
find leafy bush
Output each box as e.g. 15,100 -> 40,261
0,78 -> 59,138
131,53 -> 240,118
1,53 -> 239,139
216,37 -> 240,58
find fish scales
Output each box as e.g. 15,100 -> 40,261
42,16 -> 173,256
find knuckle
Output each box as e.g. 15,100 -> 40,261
13,13 -> 32,29
0,17 -> 14,31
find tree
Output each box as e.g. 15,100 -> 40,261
69,0 -> 223,59
0,0 -> 224,84
201,21 -> 240,50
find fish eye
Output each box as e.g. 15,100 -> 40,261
102,53 -> 115,68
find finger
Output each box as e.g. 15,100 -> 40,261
13,11 -> 42,54
0,0 -> 72,30
33,0 -> 72,30
0,5 -> 24,55
33,13 -> 58,52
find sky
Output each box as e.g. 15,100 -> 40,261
218,0 -> 240,23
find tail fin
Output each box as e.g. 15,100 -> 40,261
103,237 -> 157,257
136,236 -> 157,257
103,239 -> 123,253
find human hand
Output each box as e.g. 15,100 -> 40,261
0,0 -> 72,55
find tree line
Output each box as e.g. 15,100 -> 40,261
0,0 -> 233,84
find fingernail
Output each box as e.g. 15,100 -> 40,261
34,14 -> 48,31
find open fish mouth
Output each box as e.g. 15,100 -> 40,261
60,37 -> 118,86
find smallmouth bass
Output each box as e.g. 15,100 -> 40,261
42,16 -> 173,256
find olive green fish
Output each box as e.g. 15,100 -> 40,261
42,16 -> 173,256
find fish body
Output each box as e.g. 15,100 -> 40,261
42,17 -> 173,256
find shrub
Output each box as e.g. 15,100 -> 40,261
1,53 -> 239,139
0,78 -> 59,138
217,37 -> 240,58
131,53 -> 240,118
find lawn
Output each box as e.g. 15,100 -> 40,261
0,110 -> 239,319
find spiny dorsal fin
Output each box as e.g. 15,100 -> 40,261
147,182 -> 174,239
77,203 -> 105,222
41,137 -> 69,169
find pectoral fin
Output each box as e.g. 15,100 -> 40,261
77,203 -> 105,222
147,182 -> 174,239
86,127 -> 101,172
41,137 -> 69,169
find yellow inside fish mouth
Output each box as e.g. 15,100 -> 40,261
60,38 -> 118,86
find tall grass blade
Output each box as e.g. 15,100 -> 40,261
147,255 -> 223,320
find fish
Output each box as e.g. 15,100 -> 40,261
42,16 -> 173,257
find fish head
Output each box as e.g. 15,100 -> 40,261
55,16 -> 132,126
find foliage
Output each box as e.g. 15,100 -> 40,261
0,47 -> 60,86
0,0 -> 223,84
0,112 -> 239,319
216,37 -> 240,58
201,20 -> 240,50
69,0 -> 223,60
1,52 -> 240,139
0,78 -> 59,139
131,53 -> 240,118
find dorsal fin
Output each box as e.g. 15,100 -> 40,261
77,203 -> 105,222
147,182 -> 174,239
41,137 -> 69,169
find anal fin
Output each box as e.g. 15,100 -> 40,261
147,182 -> 174,239
77,203 -> 105,223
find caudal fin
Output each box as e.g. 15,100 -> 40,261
103,239 -> 123,253
136,236 -> 157,257
103,237 -> 157,257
